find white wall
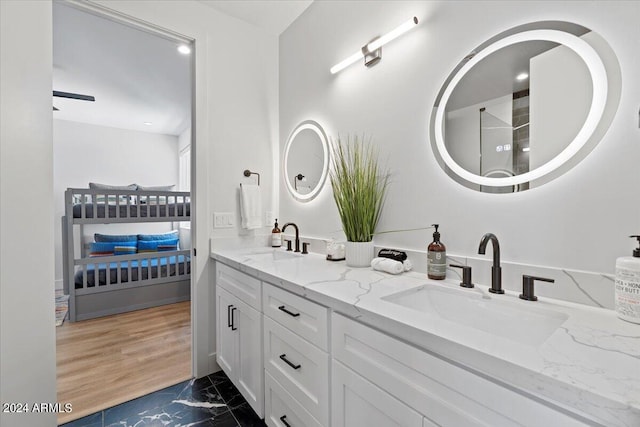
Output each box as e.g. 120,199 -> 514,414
53,119 -> 180,288
0,1 -> 57,426
280,1 -> 640,275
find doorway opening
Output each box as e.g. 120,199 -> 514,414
52,2 -> 195,424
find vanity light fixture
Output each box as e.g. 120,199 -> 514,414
330,16 -> 419,74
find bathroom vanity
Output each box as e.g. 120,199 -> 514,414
211,247 -> 639,427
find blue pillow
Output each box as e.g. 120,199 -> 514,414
137,230 -> 179,241
94,233 -> 138,243
138,238 -> 179,253
90,241 -> 137,257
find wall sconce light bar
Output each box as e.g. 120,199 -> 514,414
330,16 -> 418,74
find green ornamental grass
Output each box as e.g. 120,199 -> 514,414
330,135 -> 390,242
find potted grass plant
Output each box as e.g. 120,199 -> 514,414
330,135 -> 390,267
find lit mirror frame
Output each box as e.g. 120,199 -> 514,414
432,28 -> 608,189
283,120 -> 330,202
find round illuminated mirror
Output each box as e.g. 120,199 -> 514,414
284,120 -> 330,202
430,21 -> 620,192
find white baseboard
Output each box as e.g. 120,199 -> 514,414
208,352 -> 220,374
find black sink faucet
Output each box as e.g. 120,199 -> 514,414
282,223 -> 300,253
478,233 -> 504,294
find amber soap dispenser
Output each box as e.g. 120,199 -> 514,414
428,224 -> 446,280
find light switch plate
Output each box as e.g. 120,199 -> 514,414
213,212 -> 234,228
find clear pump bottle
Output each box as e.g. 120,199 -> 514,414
615,235 -> 640,324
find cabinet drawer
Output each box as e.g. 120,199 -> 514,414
264,316 -> 329,425
216,263 -> 261,310
263,282 -> 328,351
265,371 -> 323,427
332,313 -> 587,427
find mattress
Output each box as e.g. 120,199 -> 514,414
75,255 -> 190,289
72,203 -> 190,219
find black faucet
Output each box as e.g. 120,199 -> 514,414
282,223 -> 300,253
478,233 -> 503,294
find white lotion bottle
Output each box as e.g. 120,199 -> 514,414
615,235 -> 640,324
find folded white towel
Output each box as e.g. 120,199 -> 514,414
403,259 -> 413,272
240,184 -> 262,230
371,257 -> 404,275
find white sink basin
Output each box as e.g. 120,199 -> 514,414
246,249 -> 303,261
382,284 -> 568,346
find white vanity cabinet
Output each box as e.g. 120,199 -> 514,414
215,264 -> 264,418
332,313 -> 590,427
262,282 -> 330,427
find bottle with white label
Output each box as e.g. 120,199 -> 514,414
427,224 -> 446,280
271,219 -> 282,248
615,235 -> 640,324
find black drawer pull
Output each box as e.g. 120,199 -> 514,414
230,307 -> 237,330
279,354 -> 301,370
278,305 -> 300,317
280,415 -> 291,427
227,304 -> 233,328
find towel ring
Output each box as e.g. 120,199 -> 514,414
243,169 -> 260,186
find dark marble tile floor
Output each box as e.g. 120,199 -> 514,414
60,370 -> 267,427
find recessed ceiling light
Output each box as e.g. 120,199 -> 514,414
144,122 -> 152,126
177,45 -> 191,55
516,72 -> 529,81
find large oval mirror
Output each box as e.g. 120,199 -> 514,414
284,120 -> 330,202
430,21 -> 620,192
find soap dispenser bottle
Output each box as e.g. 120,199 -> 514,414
271,219 -> 282,248
428,224 -> 446,280
615,235 -> 640,324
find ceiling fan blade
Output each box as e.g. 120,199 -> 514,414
53,90 -> 95,102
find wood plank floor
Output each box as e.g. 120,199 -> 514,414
56,301 -> 191,425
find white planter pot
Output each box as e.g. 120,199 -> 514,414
345,241 -> 374,268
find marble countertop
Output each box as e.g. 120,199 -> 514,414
210,247 -> 640,427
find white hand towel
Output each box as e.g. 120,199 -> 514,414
403,259 -> 413,272
240,184 -> 262,230
371,257 -> 404,275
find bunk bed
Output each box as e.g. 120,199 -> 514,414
62,187 -> 191,322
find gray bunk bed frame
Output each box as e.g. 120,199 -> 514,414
62,188 -> 191,322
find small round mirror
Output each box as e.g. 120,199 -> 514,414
284,120 -> 330,202
430,21 -> 620,192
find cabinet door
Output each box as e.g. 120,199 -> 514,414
235,297 -> 264,418
332,360 -> 423,427
265,371 -> 323,427
216,286 -> 237,379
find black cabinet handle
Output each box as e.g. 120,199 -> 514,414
280,415 -> 291,427
227,304 -> 233,327
279,354 -> 301,370
278,305 -> 300,317
230,307 -> 237,330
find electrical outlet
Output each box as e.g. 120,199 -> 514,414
213,212 -> 234,228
